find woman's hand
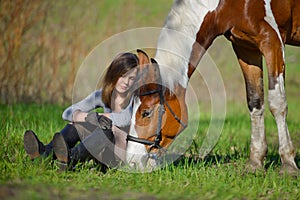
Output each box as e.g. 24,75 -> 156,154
85,112 -> 112,130
72,110 -> 88,122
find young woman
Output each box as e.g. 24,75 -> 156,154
24,51 -> 139,170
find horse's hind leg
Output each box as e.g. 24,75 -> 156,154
232,44 -> 267,172
261,35 -> 299,176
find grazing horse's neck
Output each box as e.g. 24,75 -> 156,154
154,0 -> 220,91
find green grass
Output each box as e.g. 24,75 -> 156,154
1,102 -> 300,199
1,0 -> 300,199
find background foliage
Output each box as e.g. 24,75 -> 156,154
0,0 -> 174,104
1,0 -> 299,105
1,1 -> 300,199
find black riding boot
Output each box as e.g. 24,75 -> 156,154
50,123 -> 80,159
24,124 -> 80,161
59,124 -> 80,148
24,130 -> 48,160
52,132 -> 91,171
53,127 -> 114,171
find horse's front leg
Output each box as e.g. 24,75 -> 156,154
266,50 -> 298,175
233,44 -> 267,171
261,35 -> 299,176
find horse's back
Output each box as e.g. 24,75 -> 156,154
286,0 -> 300,45
217,0 -> 300,46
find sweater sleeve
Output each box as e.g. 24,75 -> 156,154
62,90 -> 107,122
62,90 -> 133,128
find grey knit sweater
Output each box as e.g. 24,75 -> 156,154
62,89 -> 133,128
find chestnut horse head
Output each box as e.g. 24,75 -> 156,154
127,0 -> 300,175
126,49 -> 188,170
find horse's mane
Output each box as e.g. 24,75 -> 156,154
154,0 -> 219,92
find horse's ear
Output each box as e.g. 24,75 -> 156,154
151,58 -> 157,64
137,49 -> 150,66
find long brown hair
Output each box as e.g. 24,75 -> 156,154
101,52 -> 139,109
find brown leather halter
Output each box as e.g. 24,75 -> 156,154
126,84 -> 187,151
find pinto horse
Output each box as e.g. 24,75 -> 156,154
126,0 -> 299,175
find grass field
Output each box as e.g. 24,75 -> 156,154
1,101 -> 300,199
1,0 -> 300,199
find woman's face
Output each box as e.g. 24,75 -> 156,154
115,68 -> 138,95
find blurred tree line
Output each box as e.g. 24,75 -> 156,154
0,0 -> 174,105
4,0 -> 296,105
0,0 -> 84,104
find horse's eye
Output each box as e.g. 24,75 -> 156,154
142,109 -> 153,118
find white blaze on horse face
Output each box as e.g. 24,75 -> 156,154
155,0 -> 220,91
263,0 -> 285,61
126,97 -> 149,170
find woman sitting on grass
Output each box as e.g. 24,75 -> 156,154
24,51 -> 140,170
